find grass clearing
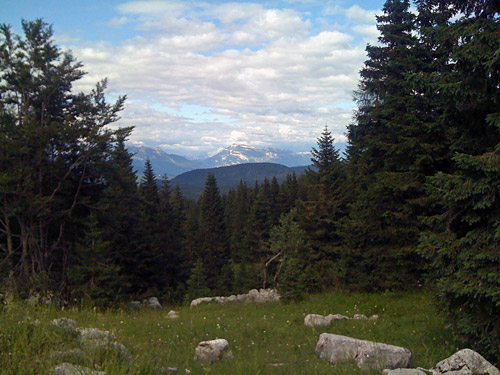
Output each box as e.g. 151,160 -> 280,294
0,289 -> 456,375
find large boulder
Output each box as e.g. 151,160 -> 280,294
432,349 -> 500,375
384,349 -> 500,375
194,339 -> 233,363
315,333 -> 412,370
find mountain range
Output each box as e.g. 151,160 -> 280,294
128,144 -> 312,178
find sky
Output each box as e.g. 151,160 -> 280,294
3,0 -> 386,158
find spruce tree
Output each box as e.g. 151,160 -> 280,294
199,173 -> 230,292
417,0 -> 500,361
341,0 -> 433,290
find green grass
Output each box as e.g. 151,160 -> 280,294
0,289 -> 457,375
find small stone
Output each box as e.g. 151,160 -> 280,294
369,314 -> 379,321
53,363 -> 106,375
78,328 -> 114,342
51,318 -> 78,334
167,310 -> 179,320
352,314 -> 368,320
195,339 -> 233,363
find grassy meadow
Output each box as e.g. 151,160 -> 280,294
0,289 -> 457,375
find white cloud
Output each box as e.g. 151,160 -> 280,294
344,5 -> 377,23
68,1 -> 374,154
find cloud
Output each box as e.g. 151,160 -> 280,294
68,1 -> 374,154
344,5 -> 377,23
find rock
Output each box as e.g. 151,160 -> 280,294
51,318 -> 78,334
53,363 -> 106,375
236,294 -> 248,302
144,296 -> 162,309
383,369 -> 428,375
268,362 -> 288,367
190,289 -> 279,306
167,310 -> 179,320
353,314 -> 368,320
330,313 -> 349,320
369,314 -> 379,321
78,328 -> 114,342
127,301 -> 141,310
304,313 -> 355,327
304,314 -> 334,327
190,297 -> 214,307
254,289 -> 280,303
432,349 -> 500,375
315,333 -> 412,370
78,328 -> 131,361
194,339 -> 233,363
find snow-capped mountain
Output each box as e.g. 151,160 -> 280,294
128,145 -> 205,177
202,144 -> 311,168
128,144 -> 312,178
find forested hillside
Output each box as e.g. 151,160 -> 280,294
1,0 -> 500,363
171,163 -> 309,199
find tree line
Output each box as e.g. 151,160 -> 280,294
1,0 -> 500,362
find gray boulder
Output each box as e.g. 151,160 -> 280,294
53,363 -> 106,375
432,349 -> 500,375
315,333 -> 412,370
194,339 -> 233,363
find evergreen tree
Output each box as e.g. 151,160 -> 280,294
157,176 -> 189,300
97,128 -> 140,299
68,214 -> 120,306
198,173 -> 230,292
140,159 -> 159,209
299,127 -> 345,289
268,209 -> 314,302
185,258 -> 211,302
417,0 -> 500,362
0,19 -> 125,295
341,0 -> 433,290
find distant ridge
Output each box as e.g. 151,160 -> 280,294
128,145 -> 204,178
128,144 -> 312,178
171,163 -> 309,199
